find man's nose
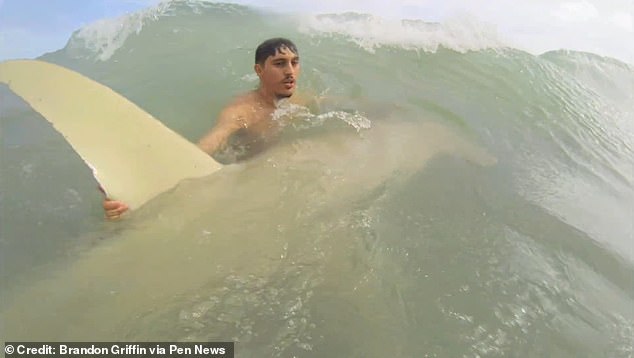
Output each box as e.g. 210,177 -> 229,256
284,62 -> 294,75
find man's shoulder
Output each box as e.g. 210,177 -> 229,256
217,93 -> 250,118
222,92 -> 258,114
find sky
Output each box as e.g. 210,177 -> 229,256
0,0 -> 632,62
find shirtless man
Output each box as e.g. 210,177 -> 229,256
103,37 -> 302,219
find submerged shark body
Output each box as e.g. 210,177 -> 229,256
2,118 -> 496,342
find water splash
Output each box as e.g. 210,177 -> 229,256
273,101 -> 372,132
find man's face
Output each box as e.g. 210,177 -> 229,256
255,46 -> 300,99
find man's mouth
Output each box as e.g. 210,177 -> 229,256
283,78 -> 295,89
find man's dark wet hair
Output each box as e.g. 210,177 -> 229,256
255,38 -> 298,65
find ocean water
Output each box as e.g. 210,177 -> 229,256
1,1 -> 633,357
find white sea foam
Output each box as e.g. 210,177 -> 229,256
67,0 -> 253,61
227,0 -> 633,63
71,1 -> 505,62
273,102 -> 372,132
70,2 -> 172,61
297,12 -> 504,53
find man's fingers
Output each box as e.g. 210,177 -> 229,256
102,196 -> 129,222
103,200 -> 128,211
106,208 -> 124,215
103,201 -> 129,221
103,200 -> 120,210
105,208 -> 126,220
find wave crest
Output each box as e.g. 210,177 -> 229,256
298,12 -> 505,53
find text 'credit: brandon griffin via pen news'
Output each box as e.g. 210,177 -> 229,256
4,342 -> 234,357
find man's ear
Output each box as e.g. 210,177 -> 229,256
254,63 -> 263,77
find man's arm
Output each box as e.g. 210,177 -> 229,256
197,108 -> 243,156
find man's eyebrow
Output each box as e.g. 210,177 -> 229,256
271,56 -> 300,62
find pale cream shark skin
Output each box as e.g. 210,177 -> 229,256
1,118 -> 496,341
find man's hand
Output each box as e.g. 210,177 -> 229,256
98,186 -> 129,220
103,199 -> 129,220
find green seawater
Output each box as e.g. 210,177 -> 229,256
1,2 -> 633,356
